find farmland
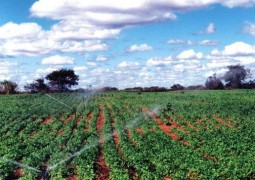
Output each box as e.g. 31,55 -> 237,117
0,90 -> 255,179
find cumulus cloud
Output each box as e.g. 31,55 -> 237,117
41,55 -> 74,65
146,56 -> 174,67
96,55 -> 108,62
117,61 -> 140,68
196,23 -> 216,35
243,22 -> 255,37
205,23 -> 216,34
177,49 -> 203,59
211,42 -> 255,56
0,22 -> 108,57
127,44 -> 153,52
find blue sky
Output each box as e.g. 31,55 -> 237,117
1,0 -> 255,89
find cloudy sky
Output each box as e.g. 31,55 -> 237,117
1,0 -> 255,89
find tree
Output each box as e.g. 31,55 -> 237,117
24,78 -> 49,93
205,74 -> 224,90
170,84 -> 184,91
0,80 -> 18,94
46,69 -> 79,92
224,65 -> 250,89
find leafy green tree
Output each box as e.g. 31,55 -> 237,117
24,78 -> 49,93
224,65 -> 250,89
170,84 -> 184,91
205,74 -> 224,90
0,80 -> 18,94
46,69 -> 79,92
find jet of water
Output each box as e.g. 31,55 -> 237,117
45,94 -> 73,110
1,157 -> 41,173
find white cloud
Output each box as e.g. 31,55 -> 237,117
0,60 -> 19,81
198,40 -> 219,46
205,23 -> 216,34
73,66 -> 88,71
41,55 -> 74,65
196,23 -> 216,35
146,56 -> 174,67
167,39 -> 219,46
177,49 -> 203,59
127,44 -> 153,52
167,39 -> 193,45
87,62 -> 97,66
96,55 -> 107,62
243,22 -> 255,37
0,22 -> 108,57
30,0 -> 255,28
211,42 -> 255,56
0,22 -> 43,40
117,61 -> 140,68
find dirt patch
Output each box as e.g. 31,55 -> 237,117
216,117 -> 235,129
113,130 -> 119,144
9,167 -> 23,179
76,115 -> 82,126
136,127 -> 144,135
95,104 -> 110,180
64,114 -> 75,124
174,115 -> 199,132
67,175 -> 77,180
84,112 -> 93,132
165,116 -> 189,134
164,176 -> 171,180
56,129 -> 64,137
142,107 -> 189,145
125,129 -> 137,147
40,117 -> 51,125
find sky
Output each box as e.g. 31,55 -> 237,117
1,0 -> 255,89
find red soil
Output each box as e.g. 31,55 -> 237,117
174,115 -> 199,132
113,130 -> 119,144
66,166 -> 77,180
135,127 -> 144,135
96,104 -> 110,180
142,107 -> 189,145
12,167 -> 23,179
40,117 -> 51,125
76,115 -> 82,126
107,105 -> 139,179
165,116 -> 189,134
84,112 -> 93,132
216,117 -> 235,129
125,129 -> 137,146
126,108 -> 130,113
64,114 -> 75,124
67,175 -> 77,180
164,176 -> 171,180
56,129 -> 64,137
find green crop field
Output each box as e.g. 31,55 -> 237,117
0,90 -> 255,179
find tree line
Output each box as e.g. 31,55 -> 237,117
0,69 -> 79,94
1,65 -> 255,94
